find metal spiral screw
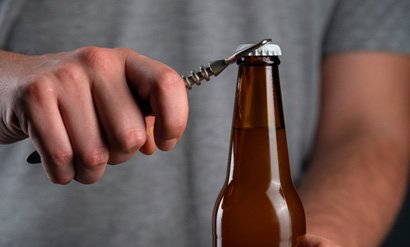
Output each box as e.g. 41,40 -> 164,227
182,38 -> 271,89
182,60 -> 228,89
182,65 -> 211,89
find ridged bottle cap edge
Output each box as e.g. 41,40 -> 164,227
236,43 -> 282,56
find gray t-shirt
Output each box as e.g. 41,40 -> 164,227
0,0 -> 408,246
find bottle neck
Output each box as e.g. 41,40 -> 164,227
227,55 -> 292,190
234,56 -> 283,130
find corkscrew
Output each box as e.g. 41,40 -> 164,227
26,39 -> 272,164
182,38 -> 271,89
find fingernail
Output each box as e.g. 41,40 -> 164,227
147,126 -> 154,137
158,138 -> 177,151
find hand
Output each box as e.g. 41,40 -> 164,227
0,47 -> 188,184
296,234 -> 341,247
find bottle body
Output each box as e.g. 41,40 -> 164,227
212,56 -> 305,247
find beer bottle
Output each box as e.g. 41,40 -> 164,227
212,43 -> 306,247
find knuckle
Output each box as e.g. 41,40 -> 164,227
168,120 -> 186,137
20,75 -> 57,104
77,46 -> 111,69
153,67 -> 183,92
158,118 -> 186,140
115,128 -> 146,153
115,47 -> 133,54
79,148 -> 109,170
74,171 -> 103,184
48,149 -> 73,167
54,63 -> 85,85
50,174 -> 73,185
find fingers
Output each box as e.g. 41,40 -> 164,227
57,64 -> 109,183
83,48 -> 147,164
24,78 -> 75,185
24,69 -> 109,184
17,47 -> 187,184
124,51 -> 188,151
139,116 -> 156,155
296,234 -> 342,247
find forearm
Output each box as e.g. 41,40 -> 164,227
298,52 -> 410,247
299,129 -> 409,246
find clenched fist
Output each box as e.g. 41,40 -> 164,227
0,47 -> 188,184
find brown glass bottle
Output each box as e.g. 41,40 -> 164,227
212,44 -> 305,247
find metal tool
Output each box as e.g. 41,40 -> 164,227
182,38 -> 271,89
26,38 -> 272,164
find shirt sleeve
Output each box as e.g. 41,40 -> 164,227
323,0 -> 410,55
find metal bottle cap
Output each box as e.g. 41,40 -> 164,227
235,43 -> 282,56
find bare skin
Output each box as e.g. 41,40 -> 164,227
297,234 -> 342,247
0,47 -> 188,184
300,52 -> 410,246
